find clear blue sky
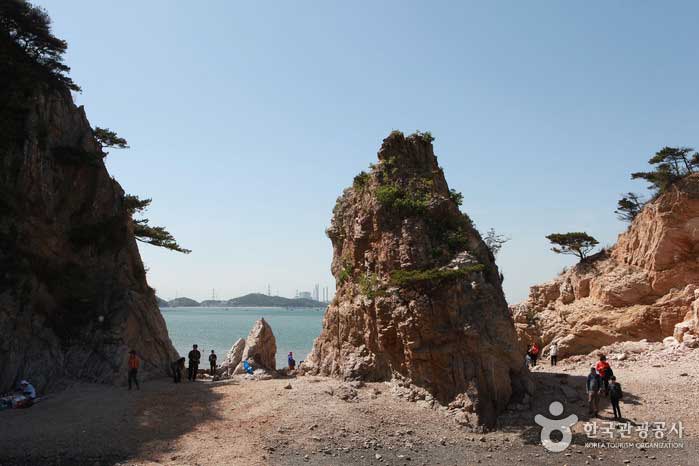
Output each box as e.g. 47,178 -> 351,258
39,1 -> 699,303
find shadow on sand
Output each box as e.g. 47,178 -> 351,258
499,370 -> 643,447
0,377 -> 234,465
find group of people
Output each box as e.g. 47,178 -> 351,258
525,341 -> 559,367
127,345 -> 300,386
586,354 -> 624,419
525,342 -> 625,421
170,344 -> 218,383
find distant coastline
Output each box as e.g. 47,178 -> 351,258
158,293 -> 328,309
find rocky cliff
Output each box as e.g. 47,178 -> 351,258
513,174 -> 699,357
0,84 -> 177,392
303,131 -> 531,428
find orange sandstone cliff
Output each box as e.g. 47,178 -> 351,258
513,174 -> 699,356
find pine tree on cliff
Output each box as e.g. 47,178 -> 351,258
546,232 -> 598,261
631,146 -> 699,196
124,195 -> 191,254
615,192 -> 645,223
1,0 -> 190,255
0,0 -> 80,92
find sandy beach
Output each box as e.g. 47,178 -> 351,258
1,347 -> 696,466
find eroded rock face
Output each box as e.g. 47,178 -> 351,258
303,131 -> 530,427
514,175 -> 699,357
0,87 -> 177,392
233,318 -> 277,374
220,338 -> 245,377
674,289 -> 699,348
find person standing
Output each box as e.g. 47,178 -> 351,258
609,376 -> 623,420
528,343 -> 540,367
287,352 -> 296,370
209,350 -> 217,377
128,350 -> 140,390
586,366 -> 601,417
188,344 -> 201,381
549,341 -> 558,366
596,354 -> 612,396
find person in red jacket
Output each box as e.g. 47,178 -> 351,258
128,350 -> 140,390
528,343 -> 540,367
595,354 -> 612,396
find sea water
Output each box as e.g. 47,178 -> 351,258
161,307 -> 325,369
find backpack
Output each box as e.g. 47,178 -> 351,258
610,383 -> 623,399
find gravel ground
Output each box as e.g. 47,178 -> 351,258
0,346 -> 696,466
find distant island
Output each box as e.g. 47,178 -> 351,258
157,293 -> 328,309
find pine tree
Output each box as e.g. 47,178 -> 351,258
546,232 -> 598,261
123,195 -> 191,254
615,192 -> 645,223
631,147 -> 699,196
0,0 -> 80,91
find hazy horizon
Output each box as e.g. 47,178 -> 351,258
38,1 -> 699,303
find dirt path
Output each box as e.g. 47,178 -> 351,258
1,348 -> 697,466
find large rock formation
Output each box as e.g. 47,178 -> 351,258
219,338 -> 245,377
513,174 -> 699,357
233,318 -> 277,374
303,131 -> 530,427
0,84 -> 177,392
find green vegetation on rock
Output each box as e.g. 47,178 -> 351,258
93,127 -> 129,153
631,146 -> 699,197
353,171 -> 370,190
358,272 -> 385,299
124,194 -> 191,254
615,192 -> 645,223
388,265 -> 485,287
412,130 -> 435,143
375,183 -> 431,216
546,232 -> 599,261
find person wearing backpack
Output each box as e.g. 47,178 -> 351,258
586,366 -> 601,417
609,376 -> 623,420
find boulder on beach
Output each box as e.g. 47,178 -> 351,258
233,318 -> 277,374
219,338 -> 245,377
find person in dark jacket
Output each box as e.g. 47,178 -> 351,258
586,366 -> 601,417
209,350 -> 217,376
172,357 -> 186,383
188,344 -> 201,381
609,376 -> 623,420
